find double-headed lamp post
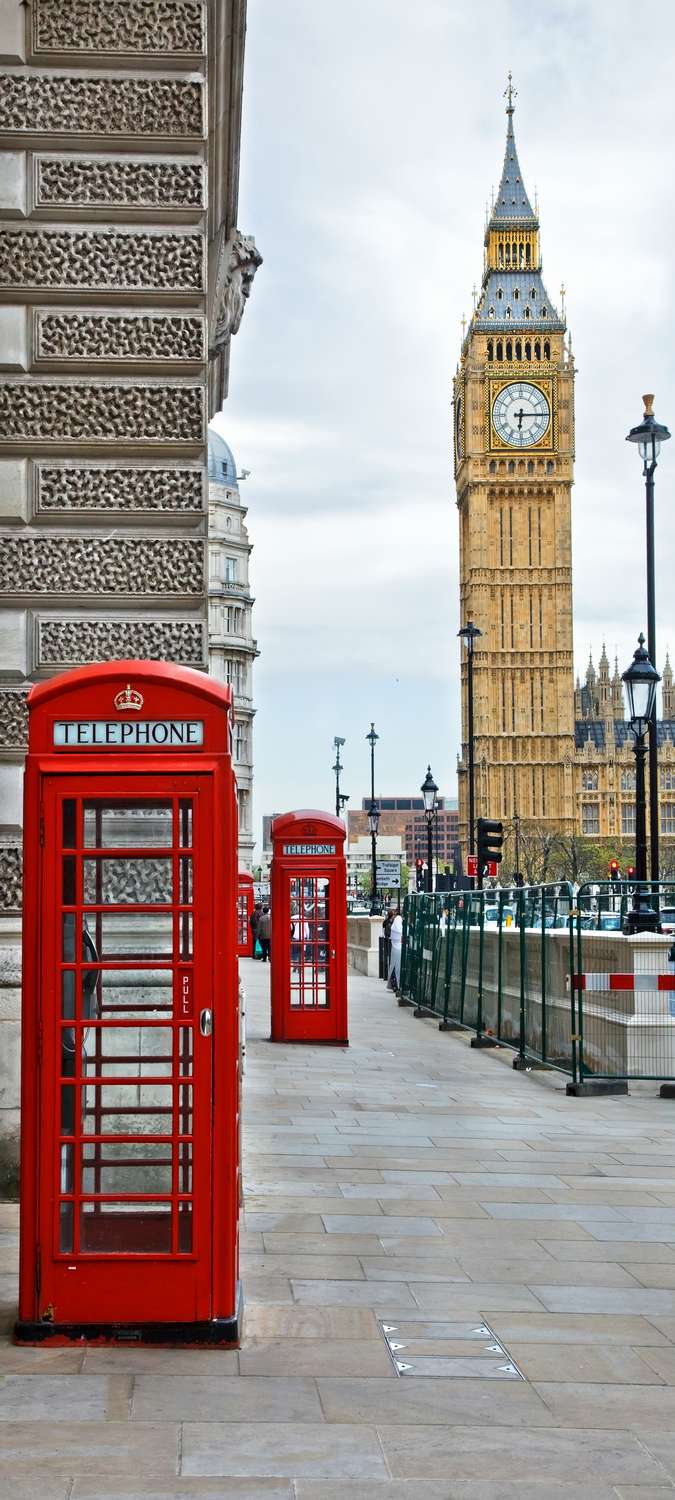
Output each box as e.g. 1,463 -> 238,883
622,634 -> 660,933
367,799 -> 380,915
421,765 -> 438,893
626,396 -> 671,880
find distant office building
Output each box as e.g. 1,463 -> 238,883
348,795 -> 449,848
406,807 -> 460,867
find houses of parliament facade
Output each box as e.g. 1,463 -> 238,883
453,83 -> 675,859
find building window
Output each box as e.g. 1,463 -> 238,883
661,767 -> 675,791
531,287 -> 537,300
582,769 -> 598,790
662,802 -> 675,835
225,606 -> 243,635
234,721 -> 247,762
225,657 -> 245,694
513,287 -> 520,301
487,339 -> 493,360
505,306 -> 511,320
524,307 -> 531,320
535,340 -> 541,359
582,802 -> 600,836
541,306 -> 547,318
620,769 -> 636,792
497,288 -> 503,301
544,340 -> 551,359
621,803 -> 636,836
224,556 -> 237,584
488,306 -> 495,318
546,460 -> 554,474
496,339 -> 503,360
489,459 -> 496,474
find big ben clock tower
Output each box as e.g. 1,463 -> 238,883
454,79 -> 576,857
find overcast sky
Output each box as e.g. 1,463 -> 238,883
212,0 -> 675,850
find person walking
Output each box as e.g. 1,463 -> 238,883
249,901 -> 263,958
387,909 -> 403,992
258,905 -> 272,963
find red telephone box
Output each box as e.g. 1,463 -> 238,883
270,811 -> 348,1044
16,660 -> 241,1346
237,872 -> 254,957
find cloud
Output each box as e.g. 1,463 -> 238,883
217,0 -> 675,843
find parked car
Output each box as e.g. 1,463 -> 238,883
659,907 -> 675,934
598,912 -> 622,932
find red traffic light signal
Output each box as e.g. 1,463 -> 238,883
609,859 -> 620,883
626,866 -> 636,879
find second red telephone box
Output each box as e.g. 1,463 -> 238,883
270,811 -> 348,1044
237,873 -> 254,957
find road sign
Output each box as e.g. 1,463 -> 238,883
376,860 -> 401,888
467,857 -> 498,878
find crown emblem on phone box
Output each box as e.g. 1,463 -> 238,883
114,683 -> 144,712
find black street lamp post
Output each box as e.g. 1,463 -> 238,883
622,634 -> 660,933
458,621 -> 481,875
421,766 -> 438,893
626,396 -> 671,880
366,723 -> 379,915
367,799 -> 380,916
332,736 -> 345,820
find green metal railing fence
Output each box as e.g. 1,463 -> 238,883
397,881 -> 675,1087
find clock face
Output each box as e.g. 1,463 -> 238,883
492,381 -> 550,448
455,396 -> 463,458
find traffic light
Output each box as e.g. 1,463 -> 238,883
477,818 -> 503,875
626,865 -> 635,881
609,859 -> 620,883
415,858 -> 425,891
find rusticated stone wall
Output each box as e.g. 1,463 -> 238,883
0,0 -> 251,1175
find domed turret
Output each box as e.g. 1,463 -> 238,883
208,425 -> 239,488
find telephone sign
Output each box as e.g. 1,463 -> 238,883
53,720 -> 204,748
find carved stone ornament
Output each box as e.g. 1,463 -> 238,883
0,844 -> 22,913
0,690 -> 29,748
0,382 -> 204,443
0,537 -> 203,595
33,0 -> 205,56
0,229 -> 204,294
0,74 -> 203,138
35,156 -> 205,212
210,229 -> 262,352
36,312 -> 205,363
36,465 -> 204,512
38,618 -> 205,665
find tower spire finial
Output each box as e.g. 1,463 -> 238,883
504,71 -> 517,115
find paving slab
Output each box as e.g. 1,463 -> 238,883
377,1422 -> 663,1483
180,1422 -> 388,1479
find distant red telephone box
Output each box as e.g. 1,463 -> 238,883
270,811 -> 348,1044
237,873 -> 254,957
16,660 -> 241,1347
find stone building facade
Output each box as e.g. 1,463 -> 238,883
574,647 -> 675,847
0,0 -> 260,1181
454,86 -> 674,863
207,427 -> 257,871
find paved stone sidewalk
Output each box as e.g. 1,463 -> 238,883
5,963 -> 675,1493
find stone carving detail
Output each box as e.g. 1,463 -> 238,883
0,383 -> 204,442
210,229 -> 263,351
37,466 -> 204,512
33,0 -> 204,55
0,75 -> 203,137
0,690 -> 29,748
0,538 -> 203,594
36,157 -> 205,211
0,229 -> 203,293
0,846 -> 22,912
83,857 -> 174,905
37,313 -> 205,363
39,618 -> 205,664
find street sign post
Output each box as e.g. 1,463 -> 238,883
376,859 -> 401,889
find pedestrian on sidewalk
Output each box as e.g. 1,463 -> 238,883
249,901 -> 263,958
387,909 -> 403,992
258,905 -> 271,962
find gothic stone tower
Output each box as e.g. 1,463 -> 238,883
454,84 -> 576,856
